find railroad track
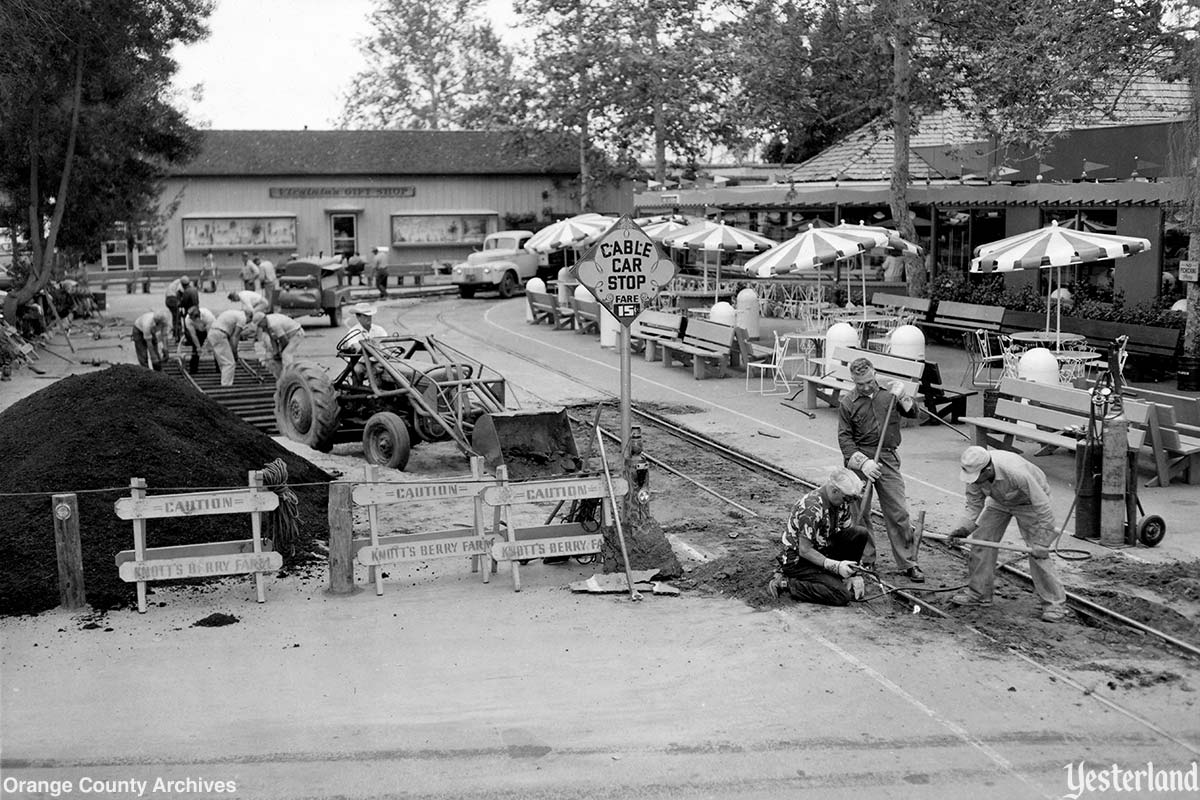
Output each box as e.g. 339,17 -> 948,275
164,344 -> 279,434
435,309 -> 1200,661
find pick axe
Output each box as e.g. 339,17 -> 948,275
920,531 -> 1048,558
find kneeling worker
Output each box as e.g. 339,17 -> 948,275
949,446 -> 1069,623
253,311 -> 305,378
768,468 -> 872,606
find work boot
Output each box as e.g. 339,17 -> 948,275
906,565 -> 926,583
1040,605 -> 1069,623
948,590 -> 991,607
766,573 -> 786,601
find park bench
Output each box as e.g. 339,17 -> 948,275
571,295 -> 602,336
791,345 -> 924,412
1066,318 -> 1181,379
630,310 -> 685,362
960,376 -> 1147,457
1124,386 -> 1200,427
660,318 -> 735,380
868,292 -> 932,324
1136,402 -> 1200,487
919,300 -> 1006,341
392,262 -> 434,287
526,290 -> 575,330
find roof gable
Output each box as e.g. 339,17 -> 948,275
172,130 -> 580,177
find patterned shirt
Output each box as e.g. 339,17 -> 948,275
783,487 -> 856,554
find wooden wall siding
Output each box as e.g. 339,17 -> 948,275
157,174 -> 631,271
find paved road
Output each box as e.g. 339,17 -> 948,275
2,292 -> 1197,800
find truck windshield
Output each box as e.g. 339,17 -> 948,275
485,236 -> 521,251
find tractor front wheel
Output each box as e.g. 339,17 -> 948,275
274,364 -> 340,452
363,411 -> 412,470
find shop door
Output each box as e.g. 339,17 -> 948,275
331,214 -> 358,259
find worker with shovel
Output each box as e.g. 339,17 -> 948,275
948,446 -> 1069,623
838,357 -> 924,583
767,468 -> 872,606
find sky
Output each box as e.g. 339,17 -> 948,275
171,0 -> 515,131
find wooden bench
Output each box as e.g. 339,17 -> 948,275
919,300 -> 1006,340
961,376 -> 1147,456
660,319 -> 735,380
571,296 -> 602,336
83,268 -> 199,292
917,360 -> 977,423
1066,318 -> 1181,379
392,262 -> 433,287
1000,308 -> 1051,336
1125,387 -> 1200,426
1136,402 -> 1200,486
793,345 -> 924,411
526,290 -> 574,330
868,292 -> 932,324
630,310 -> 685,362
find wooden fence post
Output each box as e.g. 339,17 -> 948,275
52,493 -> 86,609
326,480 -> 358,595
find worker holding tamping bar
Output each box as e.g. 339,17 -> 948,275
838,357 -> 924,582
948,446 -> 1069,623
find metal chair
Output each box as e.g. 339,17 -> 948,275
962,328 -> 1004,388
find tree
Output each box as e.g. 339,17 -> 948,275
0,0 -> 210,321
340,0 -> 515,130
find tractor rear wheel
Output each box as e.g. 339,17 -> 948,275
363,411 -> 411,470
274,364 -> 340,452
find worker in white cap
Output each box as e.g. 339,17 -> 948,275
208,308 -> 251,386
949,446 -> 1069,623
339,302 -> 388,352
767,467 -> 871,606
252,312 -> 305,378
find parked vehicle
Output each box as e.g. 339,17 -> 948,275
275,257 -> 352,326
450,231 -> 547,299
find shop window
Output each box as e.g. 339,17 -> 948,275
182,216 -> 297,250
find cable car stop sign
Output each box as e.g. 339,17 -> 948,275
569,215 -> 676,326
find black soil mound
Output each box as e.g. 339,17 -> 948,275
0,365 -> 332,616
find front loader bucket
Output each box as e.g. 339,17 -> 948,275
471,409 -> 581,480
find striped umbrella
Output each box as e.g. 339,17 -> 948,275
971,220 -> 1151,346
524,213 -> 617,255
634,214 -> 699,242
740,226 -> 886,277
660,220 -> 777,299
835,222 -> 925,310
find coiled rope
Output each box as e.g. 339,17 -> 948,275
261,458 -> 301,559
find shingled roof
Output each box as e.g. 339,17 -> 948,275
171,129 -> 580,177
787,71 -> 1192,184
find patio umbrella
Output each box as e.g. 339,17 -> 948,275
835,222 -> 925,312
741,225 -> 887,314
634,214 -> 700,242
524,213 -> 617,261
660,220 -> 776,300
970,220 -> 1151,347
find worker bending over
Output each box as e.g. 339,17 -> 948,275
131,311 -> 171,371
208,308 -> 250,387
767,468 -> 871,606
949,446 -> 1069,623
182,306 -> 215,375
228,289 -> 269,315
253,312 -> 305,378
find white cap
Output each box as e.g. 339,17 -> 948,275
829,467 -> 863,497
352,303 -> 377,316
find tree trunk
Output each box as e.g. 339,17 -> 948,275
1185,34 -> 1200,358
888,0 -> 924,297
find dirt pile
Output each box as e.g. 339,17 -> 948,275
0,365 -> 331,616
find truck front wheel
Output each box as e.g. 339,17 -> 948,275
497,271 -> 518,299
458,286 -> 477,299
327,305 -> 342,326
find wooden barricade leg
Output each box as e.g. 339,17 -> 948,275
131,478 -> 148,613
365,464 -> 385,596
471,457 -> 490,583
52,493 -> 86,609
249,471 -> 267,603
497,465 -> 519,591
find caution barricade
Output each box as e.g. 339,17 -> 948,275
114,472 -> 281,613
350,459 -> 495,595
481,466 -> 628,592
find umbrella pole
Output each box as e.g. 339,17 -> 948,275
1055,265 -> 1062,349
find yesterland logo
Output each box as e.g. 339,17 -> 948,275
1062,760 -> 1198,798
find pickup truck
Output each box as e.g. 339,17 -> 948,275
450,231 -> 547,299
275,257 -> 353,326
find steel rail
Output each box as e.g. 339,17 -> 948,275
440,309 -> 1200,659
